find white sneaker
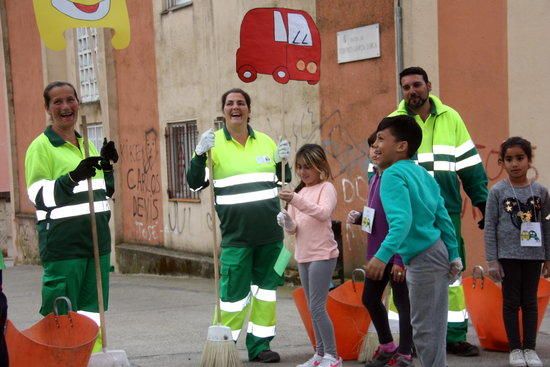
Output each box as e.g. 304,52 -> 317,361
318,353 -> 343,367
297,353 -> 323,367
509,349 -> 527,367
523,349 -> 543,367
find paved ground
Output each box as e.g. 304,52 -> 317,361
3,264 -> 550,366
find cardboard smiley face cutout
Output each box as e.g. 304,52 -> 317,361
33,0 -> 131,51
236,8 -> 321,85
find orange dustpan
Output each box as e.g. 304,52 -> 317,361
6,297 -> 98,367
463,266 -> 550,352
293,269 -> 371,360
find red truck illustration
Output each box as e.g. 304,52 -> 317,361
236,8 -> 321,85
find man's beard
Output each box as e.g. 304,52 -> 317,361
408,95 -> 428,109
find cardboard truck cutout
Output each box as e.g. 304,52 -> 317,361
236,8 -> 321,85
33,0 -> 130,51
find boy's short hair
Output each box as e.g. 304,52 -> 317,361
376,115 -> 422,158
367,131 -> 377,147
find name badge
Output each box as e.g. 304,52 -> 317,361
362,206 -> 375,233
520,222 -> 542,247
256,155 -> 271,164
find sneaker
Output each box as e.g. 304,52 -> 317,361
365,347 -> 396,367
251,349 -> 281,363
297,354 -> 323,367
446,341 -> 480,357
318,354 -> 343,367
523,349 -> 543,367
385,354 -> 413,367
509,349 -> 526,367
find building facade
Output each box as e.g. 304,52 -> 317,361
1,0 -> 548,275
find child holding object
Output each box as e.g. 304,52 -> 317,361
484,137 -> 550,367
277,144 -> 342,367
365,115 -> 462,367
348,132 -> 413,367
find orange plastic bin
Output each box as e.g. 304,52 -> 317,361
6,297 -> 99,367
292,269 -> 371,360
464,266 -> 550,352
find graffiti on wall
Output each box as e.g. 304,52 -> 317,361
120,128 -> 162,243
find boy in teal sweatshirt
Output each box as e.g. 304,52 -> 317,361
365,115 -> 462,367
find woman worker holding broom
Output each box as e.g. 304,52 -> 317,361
24,81 -> 118,351
187,88 -> 291,363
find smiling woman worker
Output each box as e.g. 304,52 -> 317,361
24,81 -> 118,349
187,88 -> 291,363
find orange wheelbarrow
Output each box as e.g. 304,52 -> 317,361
463,265 -> 550,352
293,268 -> 372,360
6,296 -> 99,367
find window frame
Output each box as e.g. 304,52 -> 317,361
162,0 -> 192,13
165,120 -> 200,202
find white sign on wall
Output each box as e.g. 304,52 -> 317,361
337,24 -> 380,64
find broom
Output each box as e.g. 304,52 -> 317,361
81,116 -> 130,367
199,149 -> 243,367
357,286 -> 400,362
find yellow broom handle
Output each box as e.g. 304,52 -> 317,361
81,115 -> 108,350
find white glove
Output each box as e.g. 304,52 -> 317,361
449,257 -> 463,284
488,260 -> 505,282
195,129 -> 215,156
347,210 -> 362,224
275,139 -> 290,163
277,209 -> 296,232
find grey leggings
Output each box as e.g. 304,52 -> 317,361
298,258 -> 338,357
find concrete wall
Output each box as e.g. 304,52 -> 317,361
154,0 -> 320,256
4,0 -> 45,262
508,2 -> 550,187
317,0 -> 397,274
438,1 -> 509,269
115,0 -> 164,246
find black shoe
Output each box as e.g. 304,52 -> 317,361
446,341 -> 480,357
251,349 -> 281,363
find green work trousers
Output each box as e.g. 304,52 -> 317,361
447,214 -> 468,343
40,254 -> 110,316
218,241 -> 284,361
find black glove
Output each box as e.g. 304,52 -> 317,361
476,202 -> 486,230
100,138 -> 119,163
69,156 -> 102,183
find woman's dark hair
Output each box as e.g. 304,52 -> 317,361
221,88 -> 251,110
499,136 -> 533,161
43,81 -> 79,108
294,144 -> 332,194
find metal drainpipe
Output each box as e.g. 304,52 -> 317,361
395,0 -> 404,102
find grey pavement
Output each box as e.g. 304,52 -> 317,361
3,264 -> 550,366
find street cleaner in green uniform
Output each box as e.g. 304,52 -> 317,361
187,88 -> 291,363
24,81 -> 119,352
384,67 -> 488,356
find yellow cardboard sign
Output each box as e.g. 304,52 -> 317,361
33,0 -> 130,51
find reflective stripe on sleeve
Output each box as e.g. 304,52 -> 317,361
72,179 -> 107,193
455,154 -> 482,171
455,140 -> 475,157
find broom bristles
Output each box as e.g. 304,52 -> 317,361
200,339 -> 243,367
357,323 -> 401,362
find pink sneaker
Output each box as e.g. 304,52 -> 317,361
296,353 -> 323,367
318,354 -> 343,367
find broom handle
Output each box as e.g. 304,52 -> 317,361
207,150 -> 222,325
81,116 -> 108,350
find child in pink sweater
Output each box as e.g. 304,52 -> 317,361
278,144 -> 341,367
